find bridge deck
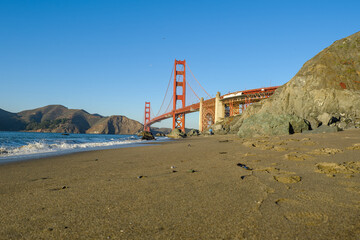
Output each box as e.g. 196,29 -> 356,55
147,86 -> 279,126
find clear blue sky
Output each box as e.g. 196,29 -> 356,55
1,0 -> 359,129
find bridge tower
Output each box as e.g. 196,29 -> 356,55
144,102 -> 151,131
173,59 -> 186,132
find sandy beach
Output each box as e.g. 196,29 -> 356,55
1,130 -> 360,239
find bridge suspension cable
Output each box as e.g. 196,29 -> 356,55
155,65 -> 174,117
186,62 -> 212,99
186,80 -> 200,101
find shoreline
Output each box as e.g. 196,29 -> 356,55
1,131 -> 360,239
0,132 -> 169,165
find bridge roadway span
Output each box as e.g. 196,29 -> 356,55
147,86 -> 279,130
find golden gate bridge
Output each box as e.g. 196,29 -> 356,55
144,59 -> 278,132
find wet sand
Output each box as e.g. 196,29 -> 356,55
0,130 -> 360,239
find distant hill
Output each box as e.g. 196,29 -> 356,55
0,105 -> 143,135
0,109 -> 26,131
86,115 -> 143,134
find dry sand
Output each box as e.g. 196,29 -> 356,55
1,130 -> 360,239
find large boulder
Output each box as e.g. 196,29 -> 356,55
237,113 -> 309,138
139,131 -> 155,140
167,129 -> 187,139
234,31 -> 360,138
303,125 -> 339,134
187,129 -> 200,136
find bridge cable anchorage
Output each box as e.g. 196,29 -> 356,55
155,65 -> 174,117
186,62 -> 212,99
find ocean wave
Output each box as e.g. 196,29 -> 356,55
0,138 -> 143,158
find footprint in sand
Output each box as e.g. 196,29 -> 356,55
295,191 -> 335,203
256,167 -> 295,175
284,152 -> 312,161
346,187 -> 360,194
275,198 -> 300,206
301,141 -> 316,146
274,175 -> 301,183
272,146 -> 288,152
243,141 -> 257,148
310,148 -> 343,155
243,152 -> 256,157
274,140 -> 287,146
346,143 -> 360,150
284,212 -> 328,226
315,161 -> 360,175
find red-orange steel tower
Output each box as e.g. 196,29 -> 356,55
172,59 -> 186,132
144,102 -> 151,131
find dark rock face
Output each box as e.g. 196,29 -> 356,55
167,129 -> 187,139
0,109 -> 26,131
303,125 -> 339,134
187,129 -> 200,136
237,113 -> 309,138
233,31 -> 360,137
139,131 -> 155,140
86,116 -> 143,135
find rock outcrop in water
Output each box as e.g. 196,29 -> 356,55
231,31 -> 360,138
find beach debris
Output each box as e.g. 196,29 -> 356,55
219,152 -> 227,154
188,169 -> 197,173
172,170 -> 177,173
237,163 -> 253,170
170,166 -> 176,169
62,186 -> 68,189
137,176 -> 143,179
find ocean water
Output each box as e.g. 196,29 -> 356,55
0,131 -> 162,164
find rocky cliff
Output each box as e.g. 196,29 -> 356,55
231,31 -> 360,137
86,115 -> 143,135
0,105 -> 143,134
